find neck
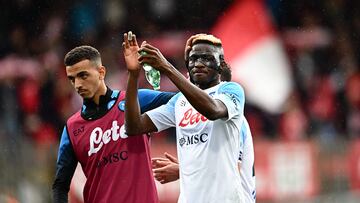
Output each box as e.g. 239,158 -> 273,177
196,79 -> 220,90
92,83 -> 107,105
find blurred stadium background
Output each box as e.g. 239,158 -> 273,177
0,0 -> 360,202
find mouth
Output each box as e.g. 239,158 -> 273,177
192,69 -> 207,75
192,71 -> 208,78
77,89 -> 87,95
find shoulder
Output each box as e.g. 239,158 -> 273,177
168,92 -> 182,104
218,82 -> 245,99
137,89 -> 177,112
67,111 -> 82,125
138,89 -> 175,99
218,81 -> 244,92
150,92 -> 182,112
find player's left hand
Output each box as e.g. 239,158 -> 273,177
138,42 -> 175,74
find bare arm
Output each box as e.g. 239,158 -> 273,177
165,67 -> 227,120
122,32 -> 158,135
139,43 -> 228,120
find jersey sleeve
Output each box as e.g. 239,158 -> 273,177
214,82 -> 245,121
52,126 -> 78,203
145,92 -> 181,132
238,118 -> 247,162
138,89 -> 176,113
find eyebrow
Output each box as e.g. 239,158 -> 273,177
67,71 -> 88,79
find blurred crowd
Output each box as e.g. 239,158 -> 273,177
273,0 -> 360,142
0,0 -> 360,202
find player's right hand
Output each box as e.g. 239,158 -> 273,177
122,31 -> 141,75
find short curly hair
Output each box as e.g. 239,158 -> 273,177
191,34 -> 223,47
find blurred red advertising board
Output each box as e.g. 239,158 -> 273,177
254,140 -> 319,201
349,139 -> 360,191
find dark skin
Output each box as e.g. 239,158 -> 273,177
152,36 -> 237,184
187,44 -> 222,89
122,32 -> 228,135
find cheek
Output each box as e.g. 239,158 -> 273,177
187,63 -> 194,71
206,61 -> 219,70
84,77 -> 99,89
207,68 -> 220,79
92,78 -> 102,88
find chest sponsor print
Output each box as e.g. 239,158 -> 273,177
88,120 -> 128,156
179,108 -> 208,127
179,133 -> 208,147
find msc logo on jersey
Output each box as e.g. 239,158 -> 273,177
179,133 -> 208,147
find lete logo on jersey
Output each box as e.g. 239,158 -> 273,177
179,108 -> 208,127
88,120 -> 128,156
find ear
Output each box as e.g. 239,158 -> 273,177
98,66 -> 106,80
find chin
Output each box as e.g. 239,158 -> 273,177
192,77 -> 203,83
79,93 -> 92,99
194,80 -> 207,87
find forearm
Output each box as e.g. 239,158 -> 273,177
53,127 -> 77,203
125,72 -> 143,135
52,164 -> 75,203
52,181 -> 69,203
125,72 -> 158,134
164,67 -> 226,120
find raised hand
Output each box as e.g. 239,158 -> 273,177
138,42 -> 175,74
151,152 -> 179,184
122,31 -> 140,74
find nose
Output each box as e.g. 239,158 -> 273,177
194,58 -> 206,67
74,78 -> 83,89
